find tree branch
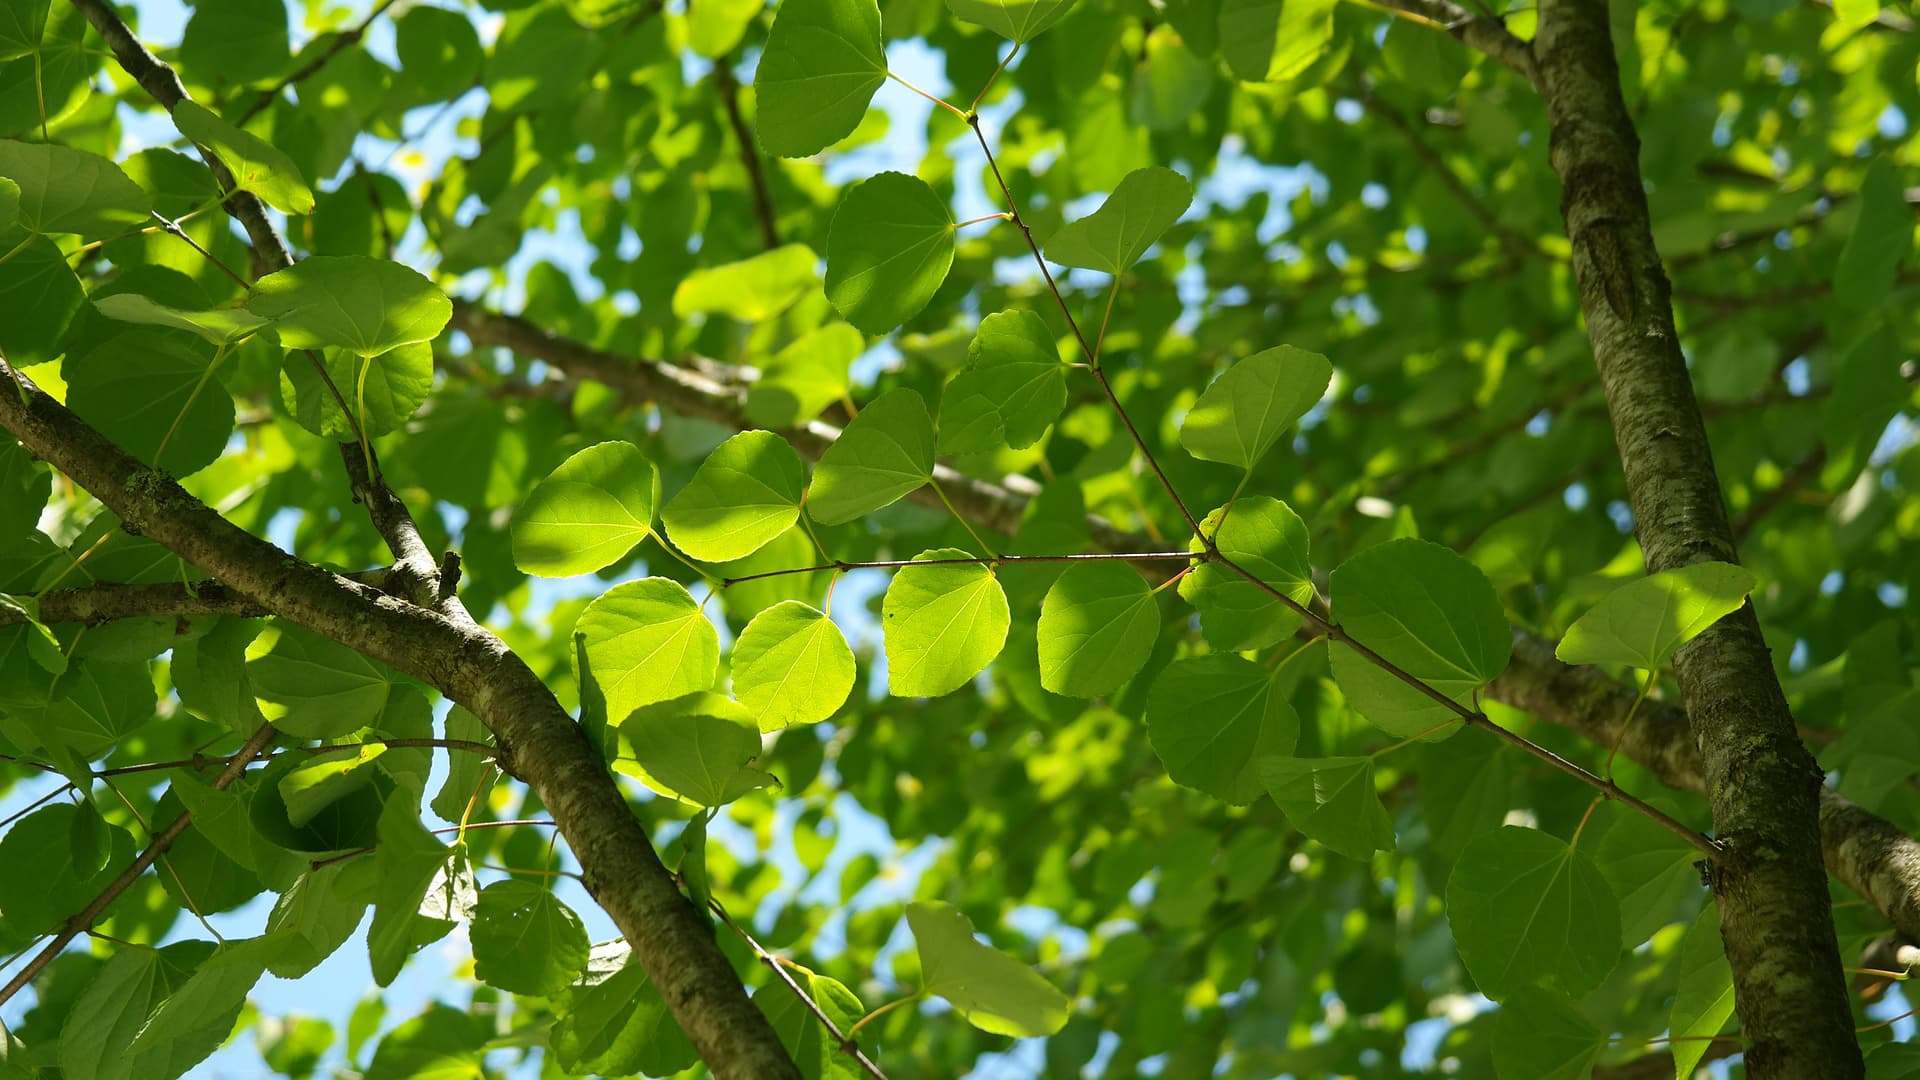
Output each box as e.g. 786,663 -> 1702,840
1533,0 -> 1860,1070
713,59 -> 780,252
0,721 -> 279,1009
1489,629 -> 1920,947
1,380 -> 797,1077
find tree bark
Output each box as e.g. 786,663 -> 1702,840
0,362 -> 802,1080
1531,0 -> 1862,1072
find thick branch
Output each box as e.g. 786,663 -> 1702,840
1533,0 -> 1860,1072
1490,630 -> 1920,946
447,304 -> 1151,555
0,366 -> 798,1078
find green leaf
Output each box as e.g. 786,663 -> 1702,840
731,601 -> 857,730
1832,0 -> 1882,30
552,943 -> 697,1077
689,0 -> 763,55
754,962 -> 867,1078
1042,166 -> 1193,274
177,0 -> 288,85
90,292 -> 272,345
126,935 -> 282,1068
249,753 -> 387,857
0,176 -> 19,234
1491,990 -> 1606,1080
512,441 -> 660,577
280,342 -> 434,440
63,330 -> 234,476
366,797 -> 457,987
943,0 -> 1077,41
825,171 -> 955,333
245,255 -> 451,357
1446,826 -> 1621,999
248,621 -> 395,739
1178,497 -> 1314,651
1217,0 -> 1338,81
170,771 -> 304,891
807,387 -> 935,524
1594,804 -> 1702,947
0,139 -> 150,238
0,592 -> 62,674
662,431 -> 805,562
938,309 -> 1068,454
574,578 -> 720,723
1670,903 -> 1736,1080
1178,346 -> 1331,469
1328,538 -> 1510,738
277,745 -> 389,828
0,4 -> 46,62
58,941 -> 218,1080
1149,654 -> 1299,804
0,802 -> 131,936
752,0 -> 886,158
471,878 -> 592,996
672,243 -> 819,322
883,548 -> 1011,697
1257,755 -> 1394,859
265,865 -> 366,978
621,692 -> 774,805
906,901 -> 1071,1037
1827,159 -> 1904,297
364,1004 -> 487,1080
430,707 -> 496,823
172,102 -> 314,215
745,322 -> 862,428
1036,562 -> 1158,697
1867,1044 -> 1920,1079
0,233 -> 85,365
1556,562 -> 1757,671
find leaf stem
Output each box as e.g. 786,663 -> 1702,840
971,42 -> 1020,113
887,70 -> 967,119
1368,718 -> 1464,759
845,991 -> 925,1040
931,477 -> 997,557
1602,667 -> 1657,780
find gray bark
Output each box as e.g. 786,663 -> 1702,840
1531,0 -> 1862,1071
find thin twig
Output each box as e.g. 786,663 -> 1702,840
237,0 -> 400,125
721,550 -> 1196,587
709,900 -> 889,1080
714,60 -> 780,252
0,722 -> 278,1009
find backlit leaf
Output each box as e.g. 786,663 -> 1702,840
1179,345 -> 1331,470
944,0 -> 1077,41
883,548 -> 1010,697
575,578 -> 720,723
662,431 -> 805,562
246,255 -> 451,357
513,441 -> 659,577
172,102 -> 314,215
731,601 -> 856,730
672,244 -> 819,322
906,901 -> 1070,1037
622,691 -> 774,805
825,172 -> 955,333
807,387 -> 935,524
1556,562 -> 1757,671
1043,166 -> 1192,274
0,139 -> 150,238
472,878 -> 592,996
1178,496 -> 1314,651
1037,562 -> 1158,697
752,0 -> 886,158
938,309 -> 1067,454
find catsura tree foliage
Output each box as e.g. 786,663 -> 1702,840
0,0 -> 1916,1076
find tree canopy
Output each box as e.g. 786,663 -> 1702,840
0,0 -> 1917,1077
